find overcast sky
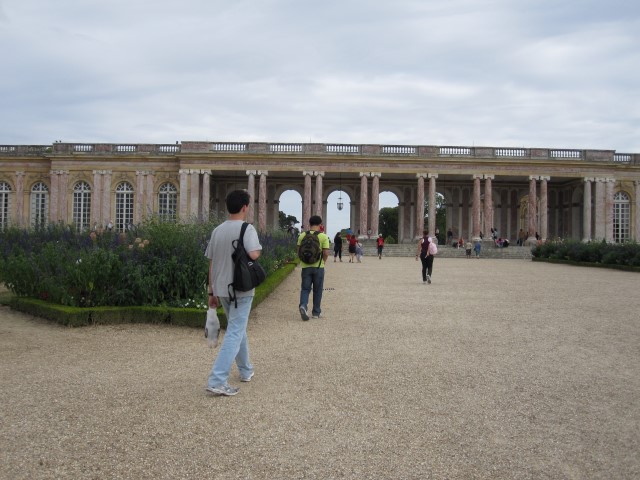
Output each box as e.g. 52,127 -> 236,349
2,0 -> 639,237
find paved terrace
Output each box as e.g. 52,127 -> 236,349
1,258 -> 639,479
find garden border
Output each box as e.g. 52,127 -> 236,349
1,262 -> 298,328
532,257 -> 640,272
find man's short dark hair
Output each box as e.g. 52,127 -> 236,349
309,215 -> 322,226
226,190 -> 251,214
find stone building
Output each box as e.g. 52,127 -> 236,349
1,141 -> 639,244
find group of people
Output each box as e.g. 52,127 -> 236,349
203,193 -> 433,397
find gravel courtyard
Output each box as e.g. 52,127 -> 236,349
1,258 -> 639,479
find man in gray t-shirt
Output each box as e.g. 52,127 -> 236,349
204,190 -> 262,397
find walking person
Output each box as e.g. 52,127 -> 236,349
355,240 -> 363,263
376,234 -> 385,259
204,190 -> 262,397
333,231 -> 343,262
415,230 -> 437,283
474,238 -> 482,258
347,233 -> 357,263
298,215 -> 330,320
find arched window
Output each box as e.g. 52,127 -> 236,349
613,191 -> 630,243
73,181 -> 92,232
0,181 -> 12,230
30,182 -> 49,228
115,182 -> 134,232
158,182 -> 177,221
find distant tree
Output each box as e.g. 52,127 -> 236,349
278,211 -> 299,230
424,193 -> 447,242
378,207 -> 398,240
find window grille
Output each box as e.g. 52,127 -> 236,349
30,182 -> 49,228
613,191 -> 630,243
73,181 -> 92,231
115,182 -> 134,232
158,182 -> 177,221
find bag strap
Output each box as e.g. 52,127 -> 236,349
227,223 -> 249,309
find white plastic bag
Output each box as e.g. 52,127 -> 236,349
204,307 -> 220,348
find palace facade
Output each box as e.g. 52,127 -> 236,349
1,141 -> 639,244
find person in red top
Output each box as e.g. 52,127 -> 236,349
348,234 -> 357,263
376,234 -> 385,259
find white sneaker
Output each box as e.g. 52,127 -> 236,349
240,371 -> 254,382
299,306 -> 309,321
426,275 -> 432,284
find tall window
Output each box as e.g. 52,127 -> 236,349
613,191 -> 630,243
0,181 -> 11,230
115,182 -> 134,232
158,182 -> 177,221
30,182 -> 49,228
73,181 -> 92,231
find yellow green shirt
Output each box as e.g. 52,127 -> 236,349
297,230 -> 330,268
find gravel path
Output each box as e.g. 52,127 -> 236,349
1,258 -> 639,479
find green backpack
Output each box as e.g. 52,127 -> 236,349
298,231 -> 322,265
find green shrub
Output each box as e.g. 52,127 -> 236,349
532,239 -> 640,269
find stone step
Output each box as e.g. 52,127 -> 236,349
355,243 -> 532,259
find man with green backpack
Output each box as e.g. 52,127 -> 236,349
297,215 -> 330,321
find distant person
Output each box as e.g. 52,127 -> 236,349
333,232 -> 343,262
376,234 -> 385,259
465,240 -> 472,258
348,233 -> 357,263
447,228 -> 453,245
416,230 -> 437,284
356,241 -> 363,263
297,215 -> 330,321
474,239 -> 482,258
204,190 -> 262,397
518,229 -> 526,246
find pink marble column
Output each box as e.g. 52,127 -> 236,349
49,171 -> 59,223
245,170 -> 256,224
359,173 -> 369,238
540,176 -> 549,241
527,176 -> 538,242
15,171 -> 25,227
201,171 -> 210,221
303,171 -> 312,229
594,178 -> 605,240
370,173 -> 380,236
472,175 -> 482,239
428,174 -> 437,236
483,175 -> 493,235
635,181 -> 640,242
605,179 -> 615,243
135,171 -> 145,224
416,174 -> 425,238
582,178 -> 592,241
179,169 -> 189,221
101,171 -> 112,228
258,171 -> 268,232
314,172 -> 324,217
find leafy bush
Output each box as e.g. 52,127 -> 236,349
0,219 -> 297,308
532,239 -> 640,268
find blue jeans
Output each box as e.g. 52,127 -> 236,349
207,296 -> 253,387
299,267 -> 325,316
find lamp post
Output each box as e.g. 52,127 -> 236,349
337,173 -> 344,211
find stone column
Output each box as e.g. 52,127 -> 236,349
302,171 -> 312,229
59,171 -> 70,223
314,171 -> 324,217
370,173 -> 380,236
483,175 -> 494,236
258,170 -> 268,232
359,173 -> 369,238
540,176 -> 549,242
201,171 -> 210,221
605,178 -> 615,243
49,170 -> 60,223
527,176 -> 538,243
472,174 -> 482,240
635,181 -> 640,242
594,178 -> 605,241
135,171 -> 145,224
582,178 -> 592,242
428,174 -> 438,236
179,169 -> 189,220
416,173 -> 426,238
189,170 -> 200,220
244,170 -> 255,224
15,171 -> 25,227
145,172 -> 155,218
102,171 -> 112,229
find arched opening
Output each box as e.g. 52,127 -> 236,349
326,189 -> 352,240
278,189 -> 302,235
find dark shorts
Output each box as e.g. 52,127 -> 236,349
348,245 -> 356,254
